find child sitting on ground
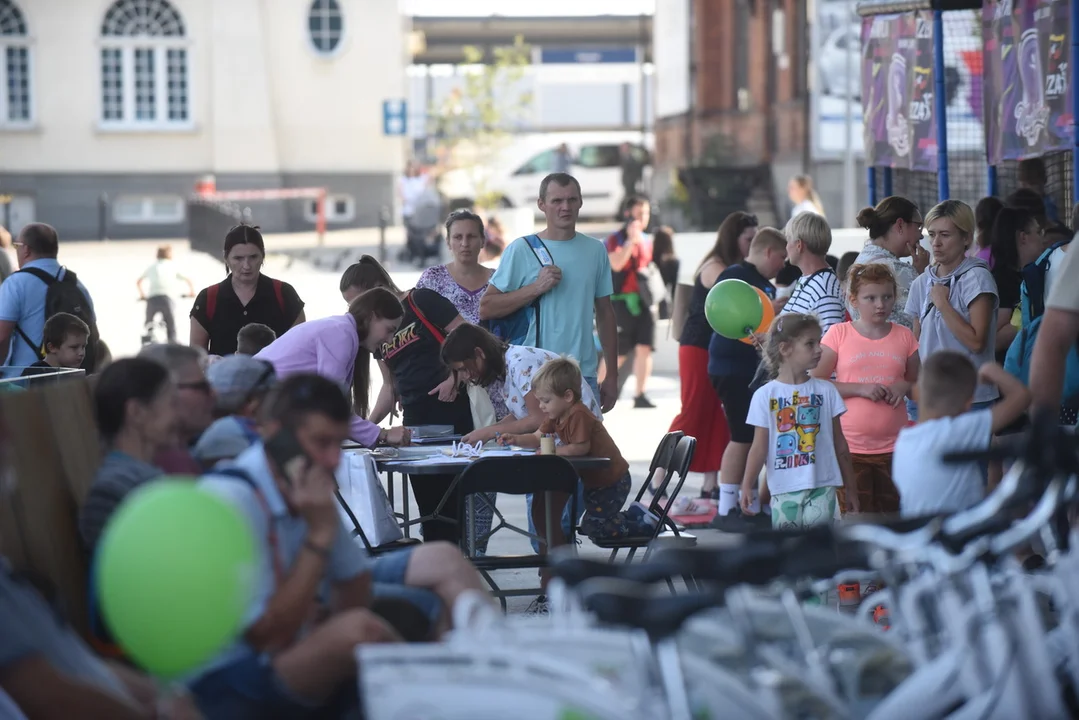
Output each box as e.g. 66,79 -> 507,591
21,312 -> 90,377
892,353 -> 1030,516
499,358 -> 647,565
741,314 -> 860,527
236,322 -> 277,356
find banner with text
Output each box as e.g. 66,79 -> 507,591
983,0 -> 1073,165
862,12 -> 938,171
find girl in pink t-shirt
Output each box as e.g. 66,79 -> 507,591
811,264 -> 920,514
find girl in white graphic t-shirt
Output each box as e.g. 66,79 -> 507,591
740,313 -> 860,528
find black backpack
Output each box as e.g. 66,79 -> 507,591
15,267 -> 100,372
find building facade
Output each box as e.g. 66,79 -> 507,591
0,0 -> 408,240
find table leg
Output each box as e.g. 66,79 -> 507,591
399,471 -> 411,539
466,495 -> 476,556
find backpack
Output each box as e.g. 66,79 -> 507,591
205,278 -> 285,321
1019,239 -> 1070,326
1004,313 -> 1079,406
15,267 -> 100,372
482,235 -> 553,346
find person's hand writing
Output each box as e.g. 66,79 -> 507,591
497,433 -> 517,446
287,464 -> 339,541
461,427 -> 496,445
429,374 -> 459,402
534,265 -> 563,294
859,383 -> 889,402
384,426 -> 411,447
929,283 -> 951,311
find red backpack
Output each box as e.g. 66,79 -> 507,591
206,278 -> 285,320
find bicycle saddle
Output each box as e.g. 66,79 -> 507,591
548,555 -> 693,589
577,576 -> 725,639
652,543 -> 785,587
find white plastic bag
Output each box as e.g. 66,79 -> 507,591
467,383 -> 497,429
334,451 -> 403,547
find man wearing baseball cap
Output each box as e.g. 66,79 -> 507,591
194,355 -> 277,468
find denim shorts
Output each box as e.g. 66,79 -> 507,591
370,546 -> 442,625
189,651 -> 325,720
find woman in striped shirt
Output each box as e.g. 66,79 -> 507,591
781,212 -> 847,334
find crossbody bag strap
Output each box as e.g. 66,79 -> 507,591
406,291 -> 446,344
522,234 -> 554,346
214,467 -> 285,585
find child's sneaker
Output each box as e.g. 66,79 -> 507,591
625,502 -> 660,528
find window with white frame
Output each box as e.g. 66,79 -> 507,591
305,195 -> 355,223
100,0 -> 190,128
113,195 -> 185,224
308,0 -> 344,55
0,0 -> 31,125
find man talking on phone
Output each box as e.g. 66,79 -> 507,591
191,374 -> 491,718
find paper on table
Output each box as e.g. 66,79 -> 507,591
383,448 -> 538,466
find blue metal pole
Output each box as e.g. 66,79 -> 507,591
933,10 -> 950,200
1072,0 -> 1079,203
868,167 -> 878,206
883,167 -> 894,197
987,165 -> 999,197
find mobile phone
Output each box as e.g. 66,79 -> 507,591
265,428 -> 309,487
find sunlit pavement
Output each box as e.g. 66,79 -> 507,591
66,230 -> 701,613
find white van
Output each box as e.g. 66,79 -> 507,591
438,131 -> 653,220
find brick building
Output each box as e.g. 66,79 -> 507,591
654,0 -> 860,228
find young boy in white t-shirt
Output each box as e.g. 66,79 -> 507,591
892,352 -> 1030,516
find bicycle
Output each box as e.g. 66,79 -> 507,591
357,414 -> 1079,720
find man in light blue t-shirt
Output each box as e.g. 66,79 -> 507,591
480,173 -> 619,412
0,223 -> 95,374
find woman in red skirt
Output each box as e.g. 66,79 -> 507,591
658,212 -> 758,498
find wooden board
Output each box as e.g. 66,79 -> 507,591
0,378 -> 101,636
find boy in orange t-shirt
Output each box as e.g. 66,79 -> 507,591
499,357 -> 643,556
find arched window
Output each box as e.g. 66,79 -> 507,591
100,0 -> 189,127
0,0 -> 31,124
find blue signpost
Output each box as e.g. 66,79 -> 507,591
382,100 -> 407,136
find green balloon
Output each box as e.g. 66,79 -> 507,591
96,479 -> 257,678
705,278 -> 764,340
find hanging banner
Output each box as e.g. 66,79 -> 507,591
862,12 -> 938,171
983,0 -> 1073,164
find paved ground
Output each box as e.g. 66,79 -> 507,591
60,227 -> 707,614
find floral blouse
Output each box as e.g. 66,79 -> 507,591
416,264 -> 491,325
489,345 -> 602,422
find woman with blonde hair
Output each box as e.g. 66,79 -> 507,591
788,175 -> 826,219
905,199 -> 999,418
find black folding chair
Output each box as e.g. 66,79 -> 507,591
456,456 -> 580,611
591,434 -> 698,563
335,489 -> 422,557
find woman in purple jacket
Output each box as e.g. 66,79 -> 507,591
255,287 -> 411,447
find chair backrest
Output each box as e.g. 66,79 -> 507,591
650,431 -> 684,473
650,435 -> 697,515
456,456 -> 580,497
632,431 -> 684,505
667,435 -> 696,481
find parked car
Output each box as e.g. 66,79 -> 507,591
438,132 -> 653,220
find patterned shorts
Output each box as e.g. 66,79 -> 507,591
580,473 -> 633,538
770,487 -> 841,530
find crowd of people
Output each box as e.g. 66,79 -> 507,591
2,156 -> 1079,718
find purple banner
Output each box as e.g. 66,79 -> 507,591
983,0 -> 1073,165
862,12 -> 938,171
